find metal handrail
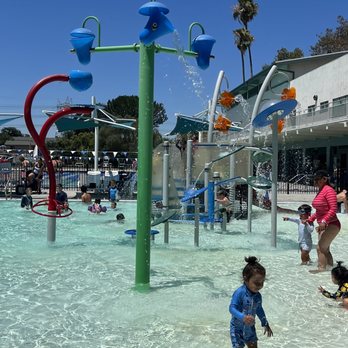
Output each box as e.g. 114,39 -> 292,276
285,98 -> 348,130
288,173 -> 312,184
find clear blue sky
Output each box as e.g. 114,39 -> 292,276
1,0 -> 347,137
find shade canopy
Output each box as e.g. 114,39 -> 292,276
43,107 -> 136,132
0,113 -> 23,127
167,114 -> 243,135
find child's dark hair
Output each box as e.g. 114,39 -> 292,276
217,189 -> 228,197
243,256 -> 266,281
298,204 -> 312,214
81,185 -> 87,193
116,213 -> 125,221
95,198 -> 101,204
331,261 -> 348,285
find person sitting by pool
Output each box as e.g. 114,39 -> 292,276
80,185 -> 92,203
18,154 -> 32,168
55,183 -> 69,210
88,198 -> 107,214
318,261 -> 348,303
20,187 -> 33,210
116,213 -> 125,223
27,157 -> 45,193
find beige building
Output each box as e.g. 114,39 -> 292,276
227,51 -> 348,190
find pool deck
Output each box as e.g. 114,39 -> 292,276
277,193 -> 313,203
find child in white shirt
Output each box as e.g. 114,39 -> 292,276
283,204 -> 314,265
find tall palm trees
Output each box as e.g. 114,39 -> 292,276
233,28 -> 254,83
233,0 -> 258,82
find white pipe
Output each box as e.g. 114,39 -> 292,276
47,211 -> 57,242
271,116 -> 278,247
247,65 -> 278,233
92,96 -> 99,172
204,163 -> 210,213
207,70 -> 225,143
163,152 -> 170,244
194,197 -> 200,247
229,153 -> 236,219
186,140 -> 193,189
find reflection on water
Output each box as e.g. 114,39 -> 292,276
0,200 -> 347,347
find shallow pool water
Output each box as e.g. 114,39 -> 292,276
1,200 -> 347,347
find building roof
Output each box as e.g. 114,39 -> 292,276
231,51 -> 348,99
5,136 -> 55,147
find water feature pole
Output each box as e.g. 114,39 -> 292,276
135,42 -> 155,291
207,70 -> 224,143
162,146 -> 170,243
194,197 -> 200,246
92,96 -> 99,172
271,115 -> 278,247
204,163 -> 210,214
186,139 -> 193,189
70,4 -> 215,291
24,73 -> 93,242
247,65 -> 278,234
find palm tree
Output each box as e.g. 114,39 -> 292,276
233,28 -> 254,83
233,0 -> 258,78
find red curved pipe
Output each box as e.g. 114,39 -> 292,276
24,75 -> 93,211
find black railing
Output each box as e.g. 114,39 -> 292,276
0,163 -> 137,197
277,173 -> 317,194
0,162 -> 326,197
277,181 -> 317,194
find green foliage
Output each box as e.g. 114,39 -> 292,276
233,0 -> 258,28
274,48 -> 304,62
46,130 -> 94,151
232,0 -> 258,81
310,16 -> 348,55
0,127 -> 23,145
106,95 -> 168,127
233,28 -> 254,53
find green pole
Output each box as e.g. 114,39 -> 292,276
135,43 -> 155,291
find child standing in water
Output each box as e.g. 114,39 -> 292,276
108,180 -> 118,203
20,187 -> 33,210
283,204 -> 314,265
229,256 -> 273,348
216,189 -> 232,222
318,261 -> 348,302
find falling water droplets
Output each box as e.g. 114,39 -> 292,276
172,30 -> 206,105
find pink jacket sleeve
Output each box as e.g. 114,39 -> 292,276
307,212 -> 317,223
322,186 -> 338,223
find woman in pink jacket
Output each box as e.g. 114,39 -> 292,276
307,170 -> 341,273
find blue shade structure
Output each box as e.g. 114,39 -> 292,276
0,114 -> 22,126
168,114 -> 243,135
139,2 -> 174,45
70,28 -> 95,65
